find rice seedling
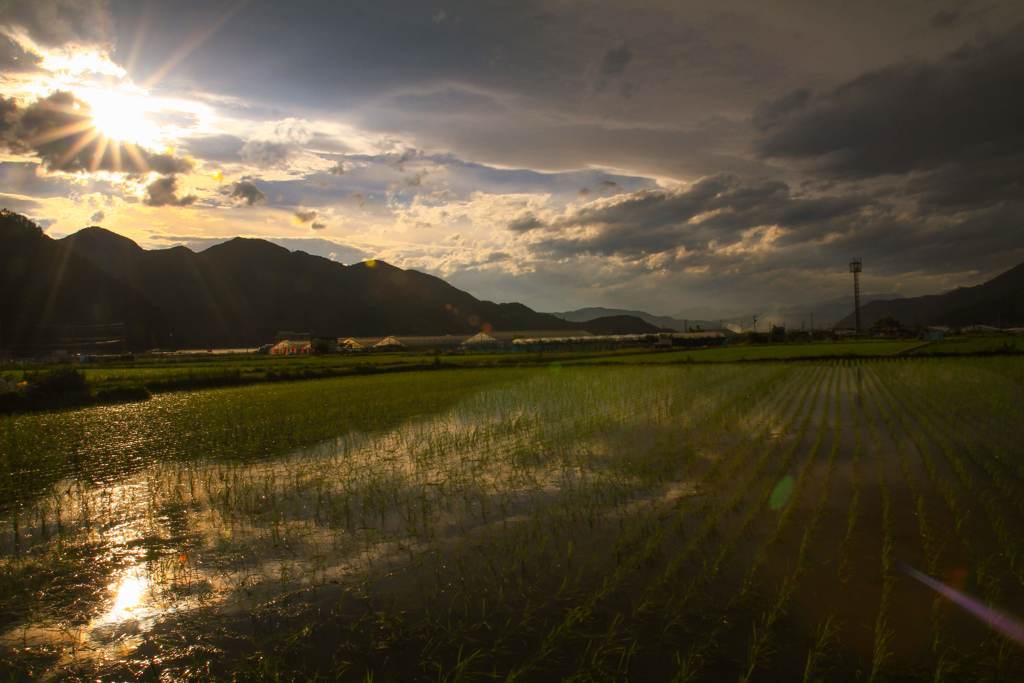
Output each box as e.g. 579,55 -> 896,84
0,358 -> 1022,680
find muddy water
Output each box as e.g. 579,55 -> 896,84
1,366 -> 753,679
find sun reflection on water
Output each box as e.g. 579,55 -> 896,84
101,569 -> 149,624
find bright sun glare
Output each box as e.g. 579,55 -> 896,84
82,88 -> 160,147
104,570 -> 149,623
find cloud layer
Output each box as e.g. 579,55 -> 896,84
0,1 -> 1022,315
1,91 -> 192,174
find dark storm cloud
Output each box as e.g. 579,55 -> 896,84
754,28 -> 1024,186
507,213 -> 543,233
104,0 -> 1024,187
293,208 -> 318,223
229,180 -> 265,206
930,9 -> 960,28
0,0 -> 112,48
532,174 -> 869,259
907,158 -> 1024,210
361,111 -> 770,181
751,89 -> 810,131
600,44 -> 632,76
0,92 -> 192,175
765,202 -> 1024,278
435,154 -> 654,198
310,221 -> 326,230
144,175 -> 196,207
929,4 -> 990,29
238,153 -> 654,212
389,88 -> 504,116
0,97 -> 22,151
108,0 -> 807,182
0,33 -> 41,71
485,251 -> 511,263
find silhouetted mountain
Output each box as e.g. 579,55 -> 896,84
0,213 -> 163,350
775,293 -> 903,329
579,315 -> 665,335
552,307 -> 721,331
835,263 -> 1024,328
0,212 -> 577,351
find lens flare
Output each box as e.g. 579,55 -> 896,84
900,563 -> 1024,646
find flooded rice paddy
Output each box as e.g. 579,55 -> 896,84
1,359 -> 1024,680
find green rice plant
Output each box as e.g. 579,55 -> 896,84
665,365 -> 838,679
740,365 -> 844,681
801,615 -> 837,683
3,358 -> 1024,680
504,366 -> 814,679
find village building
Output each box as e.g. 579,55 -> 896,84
270,339 -> 312,355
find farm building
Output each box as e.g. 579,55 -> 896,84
338,338 -> 365,352
462,332 -> 501,348
374,336 -> 406,351
384,335 -> 464,349
340,335 -> 467,350
270,339 -> 312,355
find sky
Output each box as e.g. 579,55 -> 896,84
1,0 -> 1022,317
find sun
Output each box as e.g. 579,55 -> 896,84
81,87 -> 161,148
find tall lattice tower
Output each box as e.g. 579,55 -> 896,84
849,257 -> 863,333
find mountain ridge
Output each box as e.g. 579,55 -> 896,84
0,212 -> 577,351
836,263 -> 1024,328
551,307 -> 725,331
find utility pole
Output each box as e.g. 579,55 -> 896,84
849,258 -> 863,334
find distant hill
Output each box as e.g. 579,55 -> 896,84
0,212 -> 577,351
579,315 -> 665,335
552,307 -> 720,331
776,293 -> 903,329
835,263 -> 1024,328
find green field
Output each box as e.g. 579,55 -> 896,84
2,357 -> 1024,680
1,348 -> 652,404
570,339 -> 927,364
4,338 -> 1022,412
908,335 -> 1024,355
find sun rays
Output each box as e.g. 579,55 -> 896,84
81,87 -> 161,148
12,84 -> 196,178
